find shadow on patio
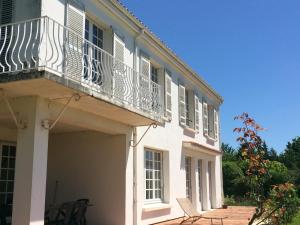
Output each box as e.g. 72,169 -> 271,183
153,206 -> 256,225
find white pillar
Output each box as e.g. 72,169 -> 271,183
213,155 -> 223,208
12,97 -> 49,225
193,158 -> 201,212
202,160 -> 211,210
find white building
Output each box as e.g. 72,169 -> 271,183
0,0 -> 224,224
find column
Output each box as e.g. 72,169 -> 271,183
202,160 -> 211,210
193,158 -> 201,212
12,97 -> 49,225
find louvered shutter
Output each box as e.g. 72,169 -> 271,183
165,70 -> 172,119
139,56 -> 151,110
114,35 -> 124,64
141,56 -> 150,77
179,84 -> 186,125
0,0 -> 14,24
113,34 -> 125,100
202,98 -> 209,136
214,108 -> 219,140
66,2 -> 85,81
194,95 -> 199,131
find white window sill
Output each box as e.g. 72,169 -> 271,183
162,116 -> 172,122
184,126 -> 198,134
204,134 -> 217,142
142,203 -> 171,212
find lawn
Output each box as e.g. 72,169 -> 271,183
288,211 -> 300,225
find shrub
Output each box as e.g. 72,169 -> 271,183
263,183 -> 300,225
223,161 -> 249,196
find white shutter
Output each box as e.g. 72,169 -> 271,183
114,35 -> 125,63
194,95 -> 199,132
179,84 -> 186,126
141,56 -> 150,77
214,108 -> 219,140
67,3 -> 85,40
202,98 -> 209,136
66,2 -> 85,81
113,34 -> 125,100
139,55 -> 151,110
165,70 -> 172,119
0,0 -> 15,24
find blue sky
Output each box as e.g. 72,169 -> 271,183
120,0 -> 300,152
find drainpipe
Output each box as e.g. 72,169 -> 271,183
132,28 -> 144,225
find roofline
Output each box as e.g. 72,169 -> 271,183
109,0 -> 224,104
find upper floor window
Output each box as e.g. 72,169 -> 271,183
151,65 -> 159,84
203,99 -> 219,140
178,85 -> 199,131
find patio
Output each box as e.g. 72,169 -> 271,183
154,206 -> 256,225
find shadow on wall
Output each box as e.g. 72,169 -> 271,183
141,208 -> 171,220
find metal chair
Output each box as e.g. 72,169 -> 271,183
71,199 -> 89,225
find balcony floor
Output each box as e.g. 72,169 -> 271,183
154,206 -> 256,225
0,71 -> 159,126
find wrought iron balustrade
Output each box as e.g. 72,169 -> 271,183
0,16 -> 162,118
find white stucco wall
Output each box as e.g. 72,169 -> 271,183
46,131 -> 128,225
5,0 -> 223,224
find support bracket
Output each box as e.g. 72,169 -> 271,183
129,123 -> 157,147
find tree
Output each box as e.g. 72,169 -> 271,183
279,137 -> 300,170
221,143 -> 237,161
234,113 -> 299,225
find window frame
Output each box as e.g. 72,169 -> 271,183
185,156 -> 192,201
0,142 -> 16,218
144,149 -> 164,204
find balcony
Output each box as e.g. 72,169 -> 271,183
0,16 -> 163,125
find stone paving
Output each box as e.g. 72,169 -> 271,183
154,206 -> 256,225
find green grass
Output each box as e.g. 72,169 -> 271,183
287,211 -> 300,225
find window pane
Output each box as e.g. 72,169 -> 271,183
0,194 -> 5,204
1,157 -> 8,168
0,181 -> 6,192
9,146 -> 16,156
155,190 -> 161,199
6,193 -> 13,204
0,169 -> 7,180
7,181 -> 13,192
8,169 -> 14,180
2,146 -> 9,156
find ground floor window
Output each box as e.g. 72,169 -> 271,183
145,149 -> 163,203
198,159 -> 203,203
185,156 -> 192,200
0,143 -> 16,217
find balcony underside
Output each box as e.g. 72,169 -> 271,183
0,71 -> 159,127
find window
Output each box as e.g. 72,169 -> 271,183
0,143 -> 16,218
178,84 -> 186,125
84,19 -> 104,84
203,98 -> 219,140
185,90 -> 191,127
198,160 -> 203,203
145,149 -> 163,203
185,156 -> 192,200
151,65 -> 159,84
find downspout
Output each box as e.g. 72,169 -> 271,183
132,28 -> 144,225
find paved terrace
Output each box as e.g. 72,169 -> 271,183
154,206 -> 256,225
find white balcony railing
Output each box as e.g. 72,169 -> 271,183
0,16 -> 162,119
